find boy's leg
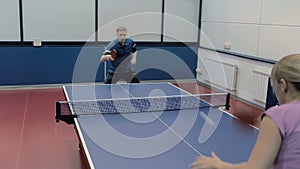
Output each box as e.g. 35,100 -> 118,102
124,72 -> 140,83
104,73 -> 113,84
130,75 -> 140,83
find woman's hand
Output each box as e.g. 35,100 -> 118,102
190,152 -> 222,169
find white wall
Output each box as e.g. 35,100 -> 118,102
0,0 -> 20,41
23,0 -> 95,41
98,0 -> 200,42
164,0 -> 200,42
98,0 -> 162,42
198,0 -> 300,107
1,0 -> 200,43
200,0 -> 300,61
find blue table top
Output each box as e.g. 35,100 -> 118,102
63,83 -> 258,169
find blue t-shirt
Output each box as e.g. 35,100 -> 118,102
105,38 -> 136,73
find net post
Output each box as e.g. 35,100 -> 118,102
225,93 -> 231,110
55,101 -> 60,123
55,101 -> 76,124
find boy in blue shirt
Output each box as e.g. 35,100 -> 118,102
101,26 -> 140,84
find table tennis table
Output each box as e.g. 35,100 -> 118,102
58,83 -> 258,169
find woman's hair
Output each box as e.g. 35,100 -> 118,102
271,54 -> 300,91
116,26 -> 127,32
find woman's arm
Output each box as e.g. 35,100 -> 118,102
190,116 -> 282,169
245,116 -> 282,169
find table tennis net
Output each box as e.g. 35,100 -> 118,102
55,93 -> 230,124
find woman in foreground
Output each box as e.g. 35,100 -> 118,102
190,54 -> 300,169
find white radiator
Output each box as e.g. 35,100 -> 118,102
252,70 -> 270,103
203,58 -> 238,91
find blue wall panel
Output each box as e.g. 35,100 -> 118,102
0,46 -> 197,86
135,46 -> 198,81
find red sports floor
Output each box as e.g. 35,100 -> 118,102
0,83 -> 263,169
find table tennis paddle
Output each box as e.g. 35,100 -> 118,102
110,49 -> 117,60
101,49 -> 117,62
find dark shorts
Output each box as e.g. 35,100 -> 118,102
104,72 -> 140,84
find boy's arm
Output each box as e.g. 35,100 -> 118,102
131,43 -> 137,64
131,51 -> 137,64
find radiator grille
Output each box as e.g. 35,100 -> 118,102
252,70 -> 270,103
203,58 -> 238,91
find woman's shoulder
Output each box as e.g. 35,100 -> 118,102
269,100 -> 300,111
278,100 -> 300,111
265,100 -> 300,118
